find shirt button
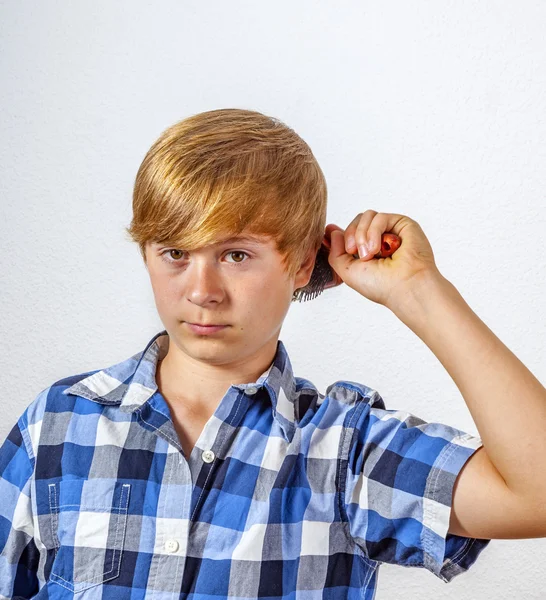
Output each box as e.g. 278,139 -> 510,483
246,386 -> 258,395
165,539 -> 179,553
202,450 -> 215,463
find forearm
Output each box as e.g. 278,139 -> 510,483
388,270 -> 546,500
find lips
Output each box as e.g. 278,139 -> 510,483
185,322 -> 228,335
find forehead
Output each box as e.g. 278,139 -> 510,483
214,234 -> 271,246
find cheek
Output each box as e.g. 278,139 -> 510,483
150,275 -> 181,306
250,284 -> 291,316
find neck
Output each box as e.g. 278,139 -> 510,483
154,334 -> 278,411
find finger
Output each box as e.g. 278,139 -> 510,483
366,213 -> 408,256
364,213 -> 390,256
323,223 -> 344,249
344,210 -> 378,256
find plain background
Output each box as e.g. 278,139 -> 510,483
1,1 -> 545,598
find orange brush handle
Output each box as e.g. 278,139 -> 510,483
373,232 -> 401,258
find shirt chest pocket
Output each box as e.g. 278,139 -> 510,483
47,479 -> 131,593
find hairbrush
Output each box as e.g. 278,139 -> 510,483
292,232 -> 401,302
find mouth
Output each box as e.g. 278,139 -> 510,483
185,322 -> 229,335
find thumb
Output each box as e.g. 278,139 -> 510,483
328,229 -> 355,273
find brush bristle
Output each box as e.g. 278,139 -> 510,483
292,245 -> 335,302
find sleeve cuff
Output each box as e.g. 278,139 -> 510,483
421,432 -> 492,582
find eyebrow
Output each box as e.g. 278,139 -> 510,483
154,235 -> 268,250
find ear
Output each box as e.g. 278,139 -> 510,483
294,244 -> 320,289
143,245 -> 150,270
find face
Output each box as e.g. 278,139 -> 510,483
144,233 -> 316,368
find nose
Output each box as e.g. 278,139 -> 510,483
185,260 -> 225,305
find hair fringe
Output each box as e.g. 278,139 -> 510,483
125,108 -> 328,283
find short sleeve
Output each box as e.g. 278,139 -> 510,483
0,415 -> 39,598
342,398 -> 492,583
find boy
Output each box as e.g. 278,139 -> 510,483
1,108 -> 544,598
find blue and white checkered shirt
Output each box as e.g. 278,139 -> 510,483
0,329 -> 491,598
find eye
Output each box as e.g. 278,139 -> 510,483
161,249 -> 184,263
160,249 -> 250,265
225,251 -> 249,264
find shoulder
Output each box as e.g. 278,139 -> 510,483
325,379 -> 384,409
20,369 -> 103,457
294,376 -> 385,426
27,369 -> 103,416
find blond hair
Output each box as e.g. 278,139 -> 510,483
125,108 -> 327,289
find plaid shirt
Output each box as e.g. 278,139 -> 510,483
0,329 -> 491,598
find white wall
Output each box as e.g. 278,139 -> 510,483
1,1 -> 545,597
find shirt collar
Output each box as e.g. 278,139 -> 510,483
62,329 -> 298,440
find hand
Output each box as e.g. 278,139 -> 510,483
323,210 -> 441,309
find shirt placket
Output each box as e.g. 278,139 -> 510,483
140,387 -> 253,597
